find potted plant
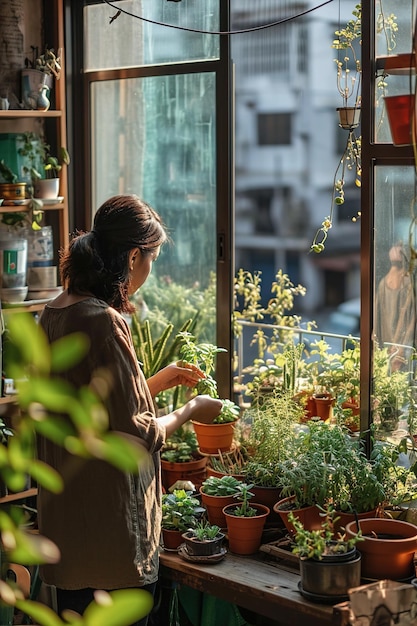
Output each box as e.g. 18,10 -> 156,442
160,425 -> 207,492
22,46 -> 61,110
206,447 -> 247,480
181,520 -> 225,557
17,131 -> 70,200
176,332 -> 240,454
222,483 -> 269,555
345,517 -> 417,581
273,422 -> 335,533
289,506 -> 362,601
161,489 -> 204,550
200,475 -> 244,528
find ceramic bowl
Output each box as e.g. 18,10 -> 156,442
1,286 -> 28,303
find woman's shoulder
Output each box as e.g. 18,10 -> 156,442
43,295 -> 130,337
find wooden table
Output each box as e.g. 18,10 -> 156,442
160,549 -> 350,626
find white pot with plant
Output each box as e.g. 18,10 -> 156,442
21,46 -> 61,111
18,131 -> 70,200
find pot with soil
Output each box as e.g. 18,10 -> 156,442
345,517 -> 417,580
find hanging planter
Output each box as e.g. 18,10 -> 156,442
384,94 -> 415,146
337,106 -> 361,130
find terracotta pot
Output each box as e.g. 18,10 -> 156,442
300,548 -> 361,598
192,420 -> 237,454
273,496 -> 323,535
294,391 -> 316,421
337,106 -> 361,130
200,488 -> 237,528
181,530 -> 225,556
161,456 -> 207,492
161,528 -> 183,551
312,393 -> 334,421
341,399 -> 360,416
346,517 -> 417,580
251,486 -> 283,524
333,509 -> 377,535
384,94 -> 415,146
223,502 -> 270,555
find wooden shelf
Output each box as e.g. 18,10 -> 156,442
0,204 -> 65,213
0,110 -> 62,119
0,487 -> 37,504
0,396 -> 17,405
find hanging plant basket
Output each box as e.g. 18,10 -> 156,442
384,94 -> 415,146
337,106 -> 361,130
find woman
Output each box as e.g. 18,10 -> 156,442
36,195 -> 222,624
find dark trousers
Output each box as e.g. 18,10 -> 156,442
56,583 -> 157,626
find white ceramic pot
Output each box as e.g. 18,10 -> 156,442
33,178 -> 60,199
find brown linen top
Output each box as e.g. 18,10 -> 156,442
37,298 -> 166,589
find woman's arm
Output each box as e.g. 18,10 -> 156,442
157,395 -> 223,438
147,362 -> 205,397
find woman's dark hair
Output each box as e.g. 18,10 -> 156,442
60,195 -> 168,312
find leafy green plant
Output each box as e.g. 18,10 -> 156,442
0,312 -> 152,625
177,331 -> 240,424
0,160 -> 18,184
201,475 -> 243,497
289,506 -> 363,560
227,483 -> 257,517
161,426 -> 200,463
187,520 -> 221,541
18,131 -> 70,182
161,489 -> 204,532
241,460 -> 282,488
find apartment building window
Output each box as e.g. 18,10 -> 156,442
258,113 -> 292,145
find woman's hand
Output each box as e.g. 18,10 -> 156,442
147,362 -> 205,397
159,394 -> 223,437
187,395 -> 223,424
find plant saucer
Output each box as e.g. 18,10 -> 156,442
178,544 -> 227,564
297,581 -> 348,605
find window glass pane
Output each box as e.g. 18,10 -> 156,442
373,166 -> 416,441
375,1 -> 417,142
84,0 -> 220,70
90,73 -> 217,341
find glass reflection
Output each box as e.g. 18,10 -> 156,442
90,73 -> 217,343
373,166 -> 417,440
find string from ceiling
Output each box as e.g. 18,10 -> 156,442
102,0 -> 335,35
